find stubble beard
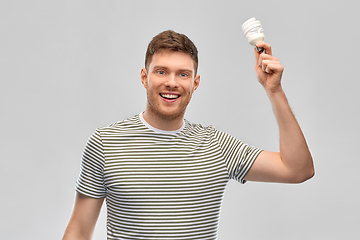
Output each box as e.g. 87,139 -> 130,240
147,91 -> 191,122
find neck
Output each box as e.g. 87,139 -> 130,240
142,110 -> 184,131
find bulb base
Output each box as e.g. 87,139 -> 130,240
247,33 -> 265,46
255,46 -> 264,53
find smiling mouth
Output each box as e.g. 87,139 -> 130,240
160,93 -> 180,100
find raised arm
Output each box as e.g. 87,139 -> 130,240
63,192 -> 104,240
245,41 -> 314,183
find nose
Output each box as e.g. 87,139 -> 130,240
164,74 -> 179,89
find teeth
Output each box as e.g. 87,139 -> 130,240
161,94 -> 179,99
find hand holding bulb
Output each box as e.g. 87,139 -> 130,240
242,17 -> 284,93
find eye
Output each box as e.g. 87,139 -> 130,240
179,73 -> 188,77
157,70 -> 166,75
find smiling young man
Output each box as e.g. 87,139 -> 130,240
140,49 -> 200,131
63,30 -> 314,240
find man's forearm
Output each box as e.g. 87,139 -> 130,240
62,225 -> 92,240
267,87 -> 314,182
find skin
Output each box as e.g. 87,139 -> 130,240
62,193 -> 104,240
140,50 -> 200,131
62,42 -> 314,239
244,41 -> 314,183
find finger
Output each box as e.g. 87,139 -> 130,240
258,54 -> 278,67
262,61 -> 284,74
254,47 -> 261,64
256,41 -> 272,56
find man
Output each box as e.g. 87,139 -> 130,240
63,30 -> 314,240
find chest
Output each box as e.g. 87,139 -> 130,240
101,134 -> 229,196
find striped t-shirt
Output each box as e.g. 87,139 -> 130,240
75,114 -> 262,240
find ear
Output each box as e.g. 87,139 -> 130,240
192,74 -> 200,93
141,68 -> 148,89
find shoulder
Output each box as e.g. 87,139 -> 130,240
96,114 -> 146,135
184,119 -> 214,131
182,119 -> 218,138
184,120 -> 249,147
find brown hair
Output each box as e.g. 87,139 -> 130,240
145,30 -> 198,75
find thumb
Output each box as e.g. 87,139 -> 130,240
254,47 -> 261,67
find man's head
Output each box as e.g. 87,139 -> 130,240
140,30 -> 200,129
145,30 -> 198,75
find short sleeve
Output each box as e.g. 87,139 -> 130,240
75,129 -> 106,198
213,128 -> 262,184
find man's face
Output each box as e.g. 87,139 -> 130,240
141,50 -> 200,121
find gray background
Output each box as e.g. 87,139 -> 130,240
1,0 -> 359,239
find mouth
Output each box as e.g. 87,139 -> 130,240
160,93 -> 180,100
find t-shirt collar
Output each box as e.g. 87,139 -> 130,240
139,112 -> 185,135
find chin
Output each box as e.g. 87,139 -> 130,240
147,98 -> 189,121
160,111 -> 184,120
155,107 -> 186,120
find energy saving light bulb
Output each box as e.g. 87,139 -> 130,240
242,17 -> 265,53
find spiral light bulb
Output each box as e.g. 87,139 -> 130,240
242,17 -> 265,53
